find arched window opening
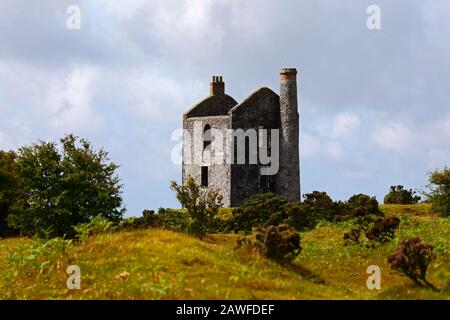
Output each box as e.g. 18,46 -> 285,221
203,124 -> 211,150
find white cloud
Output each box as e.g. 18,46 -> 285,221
372,122 -> 415,153
372,119 -> 450,169
113,69 -> 205,124
0,62 -> 102,134
143,0 -> 224,58
301,133 -> 343,161
329,112 -> 361,138
45,65 -> 102,132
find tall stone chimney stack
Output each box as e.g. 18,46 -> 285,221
277,68 -> 300,201
210,76 -> 225,96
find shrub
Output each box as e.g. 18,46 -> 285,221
7,237 -> 73,276
154,208 -> 191,232
7,135 -> 124,238
365,215 -> 400,243
170,177 -> 223,239
426,167 -> 450,217
239,224 -> 301,262
284,202 -> 316,231
0,151 -> 18,237
228,193 -> 289,233
302,191 -> 336,222
345,194 -> 382,218
343,228 -> 361,245
388,237 -> 436,289
384,185 -> 421,204
73,216 -> 114,241
229,191 -> 338,233
119,210 -> 157,230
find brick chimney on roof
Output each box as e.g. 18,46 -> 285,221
210,76 -> 225,96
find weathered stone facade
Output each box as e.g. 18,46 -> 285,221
182,69 -> 300,207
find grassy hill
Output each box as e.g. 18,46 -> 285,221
0,204 -> 449,300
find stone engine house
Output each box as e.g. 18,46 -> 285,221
182,68 -> 300,207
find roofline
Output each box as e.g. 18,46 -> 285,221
228,87 -> 279,114
184,94 -> 238,118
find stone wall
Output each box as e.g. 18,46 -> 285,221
182,115 -> 232,206
229,87 -> 281,207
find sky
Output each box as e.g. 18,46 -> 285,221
1,0 -> 449,216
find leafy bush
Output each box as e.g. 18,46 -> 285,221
119,210 -> 157,230
229,191 -> 338,233
170,178 -> 223,239
345,194 -> 382,218
7,135 -> 124,238
73,216 -> 114,241
384,185 -> 421,204
228,193 -> 289,233
302,191 -> 336,222
426,167 -> 450,217
283,202 -> 315,231
154,208 -> 191,232
365,215 -> 400,243
238,224 -> 301,262
7,237 -> 73,276
388,237 -> 436,289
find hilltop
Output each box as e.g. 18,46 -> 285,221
0,204 -> 449,300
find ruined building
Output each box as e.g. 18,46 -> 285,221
182,68 -> 300,207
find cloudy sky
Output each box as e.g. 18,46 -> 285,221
1,0 -> 449,216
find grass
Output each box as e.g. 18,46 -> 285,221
0,204 -> 449,300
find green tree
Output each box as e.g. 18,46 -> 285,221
8,135 -> 124,238
426,167 -> 450,217
0,151 -> 18,236
384,185 -> 420,204
170,177 -> 223,239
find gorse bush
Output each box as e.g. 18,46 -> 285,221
283,202 -> 316,231
384,185 -> 421,204
73,216 -> 115,241
228,191 -> 339,234
170,177 -> 223,239
388,237 -> 436,289
7,135 -> 124,238
302,191 -> 336,222
228,193 -> 289,233
347,214 -> 400,245
343,228 -> 361,245
345,194 -> 382,218
426,167 -> 450,217
364,215 -> 400,243
238,224 -> 301,263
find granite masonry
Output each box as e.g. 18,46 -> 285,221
182,69 -> 300,207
